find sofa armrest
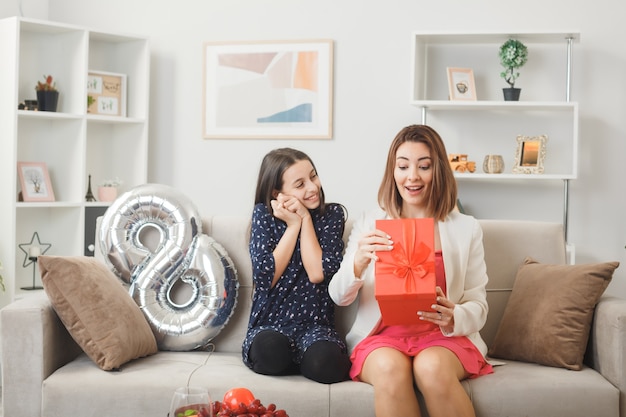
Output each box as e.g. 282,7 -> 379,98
589,296 -> 626,417
1,292 -> 82,417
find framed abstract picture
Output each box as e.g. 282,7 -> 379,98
203,39 -> 333,139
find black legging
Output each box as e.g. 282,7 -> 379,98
248,330 -> 351,384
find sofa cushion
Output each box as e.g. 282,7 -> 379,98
488,257 -> 618,370
39,255 -> 158,370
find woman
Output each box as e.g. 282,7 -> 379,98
329,125 -> 493,416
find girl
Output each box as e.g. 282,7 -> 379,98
242,148 -> 351,384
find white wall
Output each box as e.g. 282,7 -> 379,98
5,0 -> 624,296
0,0 -> 47,19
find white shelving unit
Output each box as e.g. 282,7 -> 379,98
410,31 -> 579,258
0,17 -> 150,307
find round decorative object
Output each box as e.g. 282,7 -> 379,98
483,154 -> 505,174
98,183 -> 238,351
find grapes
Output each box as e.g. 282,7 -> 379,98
211,398 -> 289,417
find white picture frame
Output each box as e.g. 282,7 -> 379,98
513,135 -> 548,174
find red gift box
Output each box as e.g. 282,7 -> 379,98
375,218 -> 437,325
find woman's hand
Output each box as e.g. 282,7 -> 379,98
353,229 -> 393,278
419,286 -> 455,332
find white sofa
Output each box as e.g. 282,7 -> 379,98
2,217 -> 625,417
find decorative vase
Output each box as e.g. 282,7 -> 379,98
98,186 -> 118,202
503,88 -> 521,101
36,90 -> 59,112
483,154 -> 505,174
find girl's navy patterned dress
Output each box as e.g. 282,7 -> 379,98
242,202 -> 347,366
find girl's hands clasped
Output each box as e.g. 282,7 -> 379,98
271,193 -> 308,226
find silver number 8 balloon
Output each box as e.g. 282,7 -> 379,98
98,184 -> 238,351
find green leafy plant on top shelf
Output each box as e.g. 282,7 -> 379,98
499,39 -> 528,88
35,75 -> 57,92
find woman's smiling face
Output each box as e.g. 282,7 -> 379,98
394,141 -> 433,216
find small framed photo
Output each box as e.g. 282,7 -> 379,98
513,135 -> 548,174
87,71 -> 127,117
447,67 -> 477,101
17,162 -> 55,202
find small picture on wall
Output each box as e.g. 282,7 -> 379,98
17,161 -> 55,202
87,71 -> 127,117
447,67 -> 477,101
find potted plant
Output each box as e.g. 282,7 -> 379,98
98,177 -> 123,202
499,39 -> 528,101
35,75 -> 59,111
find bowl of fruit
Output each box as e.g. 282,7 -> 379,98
211,387 -> 289,417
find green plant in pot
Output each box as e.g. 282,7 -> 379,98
35,75 -> 59,112
499,38 -> 528,101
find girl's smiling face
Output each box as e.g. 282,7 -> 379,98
279,159 -> 321,210
394,141 -> 433,217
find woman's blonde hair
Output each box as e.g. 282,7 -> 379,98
377,125 -> 457,221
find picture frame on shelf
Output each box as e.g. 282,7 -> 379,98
203,39 -> 334,139
446,67 -> 477,101
17,161 -> 55,202
87,70 -> 127,117
513,134 -> 548,174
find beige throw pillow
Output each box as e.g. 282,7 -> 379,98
40,255 -> 158,371
488,257 -> 619,370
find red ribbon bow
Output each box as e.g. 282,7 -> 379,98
377,222 -> 435,293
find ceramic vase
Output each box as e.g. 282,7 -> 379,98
483,154 -> 505,174
98,186 -> 118,202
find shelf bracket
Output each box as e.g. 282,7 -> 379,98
563,179 -> 570,243
566,36 -> 573,102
